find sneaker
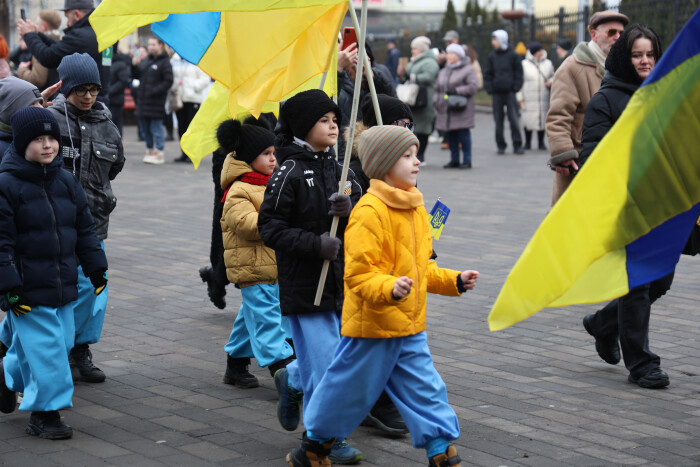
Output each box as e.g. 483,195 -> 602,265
361,397 -> 408,435
70,343 -> 106,383
0,360 -> 17,414
428,135 -> 441,143
26,411 -> 73,439
268,356 -> 294,378
460,161 -> 472,169
628,368 -> 670,389
497,148 -> 506,155
274,368 -> 302,431
199,266 -> 226,309
582,314 -> 620,365
429,444 -> 461,467
223,356 -> 259,388
329,439 -> 363,465
147,150 -> 165,165
443,161 -> 460,169
514,147 -> 525,155
286,431 -> 334,467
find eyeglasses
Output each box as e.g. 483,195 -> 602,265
73,86 -> 101,97
392,120 -> 415,131
597,27 -> 623,37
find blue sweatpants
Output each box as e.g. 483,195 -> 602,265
285,310 -> 342,414
305,332 -> 460,452
3,304 -> 75,411
224,283 -> 294,367
74,241 -> 108,346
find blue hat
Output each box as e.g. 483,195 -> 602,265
11,107 -> 62,156
58,53 -> 101,96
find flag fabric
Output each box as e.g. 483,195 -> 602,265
488,10 -> 700,332
428,200 -> 450,240
90,0 -> 346,168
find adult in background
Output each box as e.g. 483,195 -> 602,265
397,36 -> 439,166
17,0 -> 111,106
132,36 -> 173,165
171,53 -> 211,163
546,10 -> 628,205
484,29 -> 524,155
556,39 -> 573,62
437,29 -> 460,68
434,43 -> 478,169
464,44 -> 483,90
385,39 -> 400,85
16,10 -> 62,89
579,24 -> 670,389
108,47 -> 131,135
517,42 -> 554,151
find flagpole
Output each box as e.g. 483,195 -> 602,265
314,0 -> 368,306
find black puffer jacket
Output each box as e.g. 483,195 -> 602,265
0,146 -> 107,308
49,93 -> 125,240
258,139 -> 363,315
132,52 -> 173,119
109,51 -> 132,109
484,46 -> 523,94
22,12 -> 111,105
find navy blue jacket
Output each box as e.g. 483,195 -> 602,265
0,145 -> 107,308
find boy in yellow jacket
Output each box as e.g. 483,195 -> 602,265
286,125 -> 479,467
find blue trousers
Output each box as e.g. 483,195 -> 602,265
74,241 -> 108,345
224,283 -> 294,367
0,317 -> 10,348
285,310 -> 342,415
444,129 -> 472,164
3,304 -> 75,411
305,332 -> 460,451
138,117 -> 165,150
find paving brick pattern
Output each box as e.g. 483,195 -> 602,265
1,113 -> 699,466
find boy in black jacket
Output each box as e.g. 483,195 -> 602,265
0,107 -> 108,439
258,89 -> 364,464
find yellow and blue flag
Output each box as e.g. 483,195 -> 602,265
429,200 -> 450,240
488,10 -> 700,331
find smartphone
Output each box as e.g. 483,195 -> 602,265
343,27 -> 357,49
20,8 -> 26,20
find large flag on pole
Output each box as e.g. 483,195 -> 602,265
488,10 -> 700,332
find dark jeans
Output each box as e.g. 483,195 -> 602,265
416,133 -> 430,162
176,103 -> 200,155
588,271 -> 675,378
444,129 -> 472,164
492,92 -> 522,151
109,105 -> 123,136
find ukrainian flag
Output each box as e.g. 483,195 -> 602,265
488,10 -> 700,331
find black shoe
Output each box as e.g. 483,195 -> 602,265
523,143 -> 531,150
286,432 -> 334,467
199,266 -> 226,309
538,143 -> 547,151
0,360 -> 17,414
26,411 -> 73,439
165,133 -> 175,142
497,148 -> 506,155
582,314 -> 620,365
514,147 -> 525,155
443,161 -> 460,169
223,356 -> 259,388
174,154 -> 189,163
460,161 -> 472,169
628,368 -> 669,389
268,356 -> 294,378
70,344 -> 106,383
361,396 -> 408,435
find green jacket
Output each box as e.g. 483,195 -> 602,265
406,52 -> 439,135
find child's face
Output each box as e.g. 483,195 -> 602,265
250,146 -> 277,175
305,111 -> 339,152
25,135 -> 59,165
67,85 -> 99,111
383,145 -> 420,191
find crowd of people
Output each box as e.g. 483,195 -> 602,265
0,1 -> 684,465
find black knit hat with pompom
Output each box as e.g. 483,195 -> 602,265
216,115 -> 275,164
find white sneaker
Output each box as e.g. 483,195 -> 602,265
428,135 -> 440,143
149,150 -> 165,165
143,149 -> 155,163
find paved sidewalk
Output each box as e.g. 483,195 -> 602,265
1,113 -> 699,466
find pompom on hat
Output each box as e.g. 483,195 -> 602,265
216,116 -> 275,164
358,125 -> 419,180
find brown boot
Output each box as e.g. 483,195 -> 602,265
286,432 -> 334,467
428,444 -> 461,467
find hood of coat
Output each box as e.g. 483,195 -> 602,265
598,71 -> 640,95
492,30 -> 509,51
525,49 -> 548,63
605,27 -> 660,86
220,153 -> 253,190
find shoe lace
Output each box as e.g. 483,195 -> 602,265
288,385 -> 302,405
333,439 -> 349,449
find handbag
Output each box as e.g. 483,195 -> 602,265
167,84 -> 184,112
445,94 -> 468,111
397,74 -> 427,109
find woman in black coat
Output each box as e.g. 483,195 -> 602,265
578,24 -> 672,389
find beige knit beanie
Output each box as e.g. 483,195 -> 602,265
358,125 -> 419,180
410,36 -> 431,53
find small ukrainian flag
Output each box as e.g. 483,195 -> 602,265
428,200 -> 450,240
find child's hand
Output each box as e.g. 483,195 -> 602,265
328,193 -> 352,217
318,232 -> 342,260
392,276 -> 413,300
460,270 -> 479,291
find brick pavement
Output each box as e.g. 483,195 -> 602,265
1,112 -> 699,466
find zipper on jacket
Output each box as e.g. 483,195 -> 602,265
42,170 -> 63,304
409,209 -> 419,334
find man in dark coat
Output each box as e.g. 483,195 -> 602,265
17,0 -> 112,106
484,29 -> 524,154
108,50 -> 131,135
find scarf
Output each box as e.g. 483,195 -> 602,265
221,171 -> 271,202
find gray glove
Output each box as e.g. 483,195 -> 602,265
318,232 -> 342,260
328,193 -> 352,217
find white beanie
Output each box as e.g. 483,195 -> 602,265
411,36 -> 431,53
446,43 -> 465,58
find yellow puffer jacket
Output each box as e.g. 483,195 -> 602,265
220,155 -> 277,287
342,180 -> 461,338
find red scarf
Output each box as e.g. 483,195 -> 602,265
221,171 -> 272,202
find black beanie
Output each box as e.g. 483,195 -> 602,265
11,106 -> 62,156
279,89 -> 341,141
216,117 -> 275,164
528,41 -> 543,55
58,53 -> 101,96
361,93 -> 413,127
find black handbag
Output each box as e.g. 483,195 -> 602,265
445,94 -> 468,111
411,83 -> 428,109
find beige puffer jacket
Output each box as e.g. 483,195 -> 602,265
220,155 -> 277,287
